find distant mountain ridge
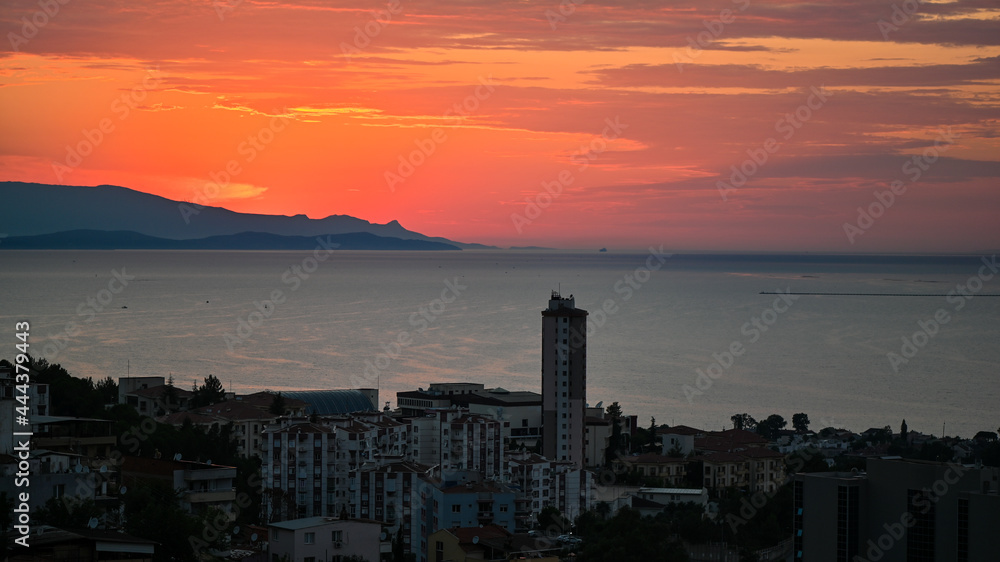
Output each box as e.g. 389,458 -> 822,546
0,182 -> 494,249
0,230 -> 460,251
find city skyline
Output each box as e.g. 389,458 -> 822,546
2,1 -> 998,251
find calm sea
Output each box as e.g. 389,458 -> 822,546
0,250 -> 997,438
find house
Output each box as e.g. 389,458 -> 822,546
8,526 -> 155,561
427,525 -> 560,562
611,453 -> 688,486
268,516 -> 385,562
658,425 -> 705,456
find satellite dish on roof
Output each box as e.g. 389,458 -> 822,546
119,486 -> 127,494
232,526 -> 240,535
87,517 -> 99,529
472,536 -> 479,544
251,533 -> 258,542
595,401 -> 603,409
74,465 -> 83,473
206,459 -> 212,465
100,465 -> 107,473
380,531 -> 388,541
173,453 -> 182,461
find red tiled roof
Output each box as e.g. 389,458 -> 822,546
449,525 -> 510,544
657,425 -> 704,436
740,447 -> 784,459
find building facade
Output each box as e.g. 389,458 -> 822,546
541,292 -> 588,468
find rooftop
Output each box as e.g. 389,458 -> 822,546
280,389 -> 375,415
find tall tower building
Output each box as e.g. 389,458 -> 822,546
541,291 -> 588,467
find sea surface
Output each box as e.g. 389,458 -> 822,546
1,250 -> 997,438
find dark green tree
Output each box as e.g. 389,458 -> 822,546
538,505 -> 568,534
792,413 -> 810,433
161,374 -> 179,413
756,414 -> 787,440
123,480 -> 204,561
191,374 -> 226,407
731,413 -> 757,432
577,507 -> 689,561
605,402 -> 623,419
95,376 -> 118,404
269,392 -> 287,416
34,497 -> 103,528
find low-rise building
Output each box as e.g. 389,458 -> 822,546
611,453 -> 688,487
122,456 -> 236,517
268,516 -> 385,562
428,525 -> 561,562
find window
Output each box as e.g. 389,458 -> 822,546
305,558 -> 315,562
500,505 -> 508,512
271,528 -> 279,541
304,532 -> 315,544
452,504 -> 461,513
332,530 -> 343,542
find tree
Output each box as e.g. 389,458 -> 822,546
538,506 -> 568,534
269,392 -> 287,416
606,402 -> 622,420
605,402 -> 625,465
95,376 -> 118,404
756,415 -> 787,440
34,497 -> 103,528
900,419 -> 908,443
191,374 -> 226,407
792,413 -> 810,433
123,480 -> 205,561
162,374 -> 179,413
731,413 -> 757,432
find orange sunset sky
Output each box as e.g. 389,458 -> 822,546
1,0 -> 998,251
